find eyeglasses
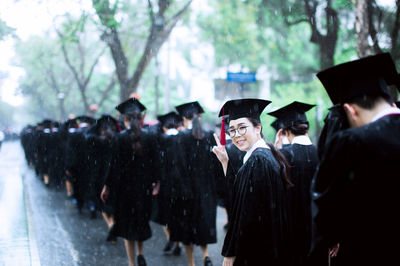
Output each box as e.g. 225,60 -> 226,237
228,126 -> 249,137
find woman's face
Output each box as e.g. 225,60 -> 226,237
229,117 -> 261,152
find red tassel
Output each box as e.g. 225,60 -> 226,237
220,108 -> 226,146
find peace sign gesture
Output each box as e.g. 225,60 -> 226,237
212,133 -> 229,175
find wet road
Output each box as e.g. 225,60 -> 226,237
0,141 -> 227,266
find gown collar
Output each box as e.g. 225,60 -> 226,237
371,106 -> 400,122
243,138 -> 269,164
291,135 -> 312,145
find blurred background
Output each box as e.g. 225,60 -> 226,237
0,0 -> 399,143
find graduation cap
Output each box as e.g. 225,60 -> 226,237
218,98 -> 271,120
175,101 -> 204,117
115,98 -> 147,114
157,112 -> 182,128
75,115 -> 96,125
267,101 -> 315,128
270,119 -> 284,131
317,53 -> 400,104
217,98 -> 271,145
63,118 -> 78,129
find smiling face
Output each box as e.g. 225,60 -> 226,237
229,117 -> 262,152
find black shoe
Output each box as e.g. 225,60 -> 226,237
137,255 -> 147,266
204,256 -> 213,266
163,240 -> 173,253
106,224 -> 117,242
172,245 -> 181,256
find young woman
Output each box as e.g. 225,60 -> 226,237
101,98 -> 160,266
169,101 -> 222,266
213,98 -> 293,266
268,101 -> 320,266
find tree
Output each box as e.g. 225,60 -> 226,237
92,0 -> 193,101
55,13 -> 117,115
355,0 -> 400,99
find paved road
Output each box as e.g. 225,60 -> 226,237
0,141 -> 227,266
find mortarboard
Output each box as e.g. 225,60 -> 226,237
217,98 -> 271,145
175,101 -> 204,117
115,98 -> 147,114
218,98 -> 271,121
157,112 -> 182,127
317,53 -> 400,104
270,119 -> 284,131
267,101 -> 315,128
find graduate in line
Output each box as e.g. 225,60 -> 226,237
310,53 -> 400,266
101,98 -> 161,266
268,101 -> 319,266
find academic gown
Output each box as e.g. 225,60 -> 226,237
64,127 -> 89,210
310,114 -> 400,266
85,133 -> 114,211
216,141 -> 245,220
152,132 -> 181,226
169,129 -> 223,245
280,143 -> 319,266
222,148 -> 291,266
105,129 -> 160,241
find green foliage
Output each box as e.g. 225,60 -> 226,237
0,18 -> 15,41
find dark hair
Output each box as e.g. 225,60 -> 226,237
284,121 -> 309,136
185,112 -> 204,140
125,111 -> 142,153
247,117 -> 293,189
350,93 -> 393,109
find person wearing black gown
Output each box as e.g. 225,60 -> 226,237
309,53 -> 400,266
101,98 -> 160,266
212,98 -> 293,266
85,114 -> 120,221
268,101 -> 319,266
170,101 -> 222,266
65,115 -> 95,213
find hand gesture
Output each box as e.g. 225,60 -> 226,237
212,133 -> 229,164
212,133 -> 229,175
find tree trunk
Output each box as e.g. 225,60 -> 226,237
355,0 -> 372,58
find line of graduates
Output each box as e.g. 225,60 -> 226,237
19,52 -> 400,266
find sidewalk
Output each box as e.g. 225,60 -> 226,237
0,141 -> 40,266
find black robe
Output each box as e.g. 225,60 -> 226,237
280,143 -> 319,266
85,133 -> 114,211
152,132 -> 181,226
105,130 -> 160,241
222,148 -> 291,266
64,127 -> 89,210
169,129 -> 223,245
310,114 -> 400,266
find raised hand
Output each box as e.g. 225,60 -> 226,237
212,133 -> 229,175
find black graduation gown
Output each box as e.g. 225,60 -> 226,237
280,143 -> 319,266
222,148 -> 291,266
64,127 -> 89,209
216,141 -> 245,220
105,130 -> 160,241
152,132 -> 181,226
169,129 -> 223,245
85,133 -> 114,210
310,114 -> 400,266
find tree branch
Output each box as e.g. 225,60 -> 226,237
98,74 -> 116,108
